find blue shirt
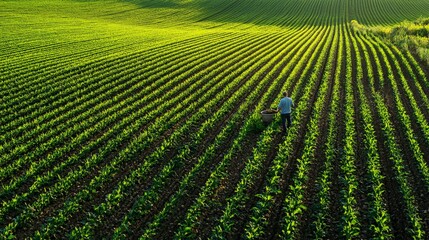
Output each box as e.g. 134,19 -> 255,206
278,97 -> 293,114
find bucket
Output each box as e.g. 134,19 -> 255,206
261,110 -> 276,123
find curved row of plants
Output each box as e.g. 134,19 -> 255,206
1,31 -> 279,237
242,23 -> 335,239
173,23 -> 331,240
0,32 -> 236,135
0,32 -> 261,203
64,27 -> 305,238
0,32 -> 256,186
0,28 -> 300,238
3,0 -> 429,238
355,29 -> 427,238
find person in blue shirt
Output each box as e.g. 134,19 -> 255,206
276,91 -> 294,133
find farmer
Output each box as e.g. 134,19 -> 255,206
276,91 -> 294,133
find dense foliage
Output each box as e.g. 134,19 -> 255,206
352,18 -> 429,65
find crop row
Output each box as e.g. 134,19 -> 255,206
66,28 -> 301,238
372,36 -> 429,190
0,32 -> 263,207
1,29 -> 295,238
349,28 -> 392,238
242,24 -> 334,239
356,30 -> 426,238
311,23 -> 344,240
0,32 -> 236,133
3,0 -> 429,238
0,32 -> 260,185
174,23 -> 329,240
0,31 -> 264,217
278,24 -> 338,240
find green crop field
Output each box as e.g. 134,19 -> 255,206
2,0 -> 429,238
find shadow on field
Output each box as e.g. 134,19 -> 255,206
122,0 -> 429,28
122,0 -> 340,28
124,0 -> 180,8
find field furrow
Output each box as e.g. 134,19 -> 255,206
2,0 -> 429,238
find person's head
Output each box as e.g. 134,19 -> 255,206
283,91 -> 288,97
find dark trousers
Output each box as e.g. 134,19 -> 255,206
281,113 -> 291,131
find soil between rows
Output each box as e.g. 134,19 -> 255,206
298,28 -> 343,239
348,30 -> 372,239
71,35 -> 286,238
252,26 -> 335,240
32,36 -> 286,239
108,31 -> 305,239
376,39 -> 429,237
150,36 -> 309,239
1,33 -> 247,191
359,35 -> 411,238
11,37 -> 265,238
